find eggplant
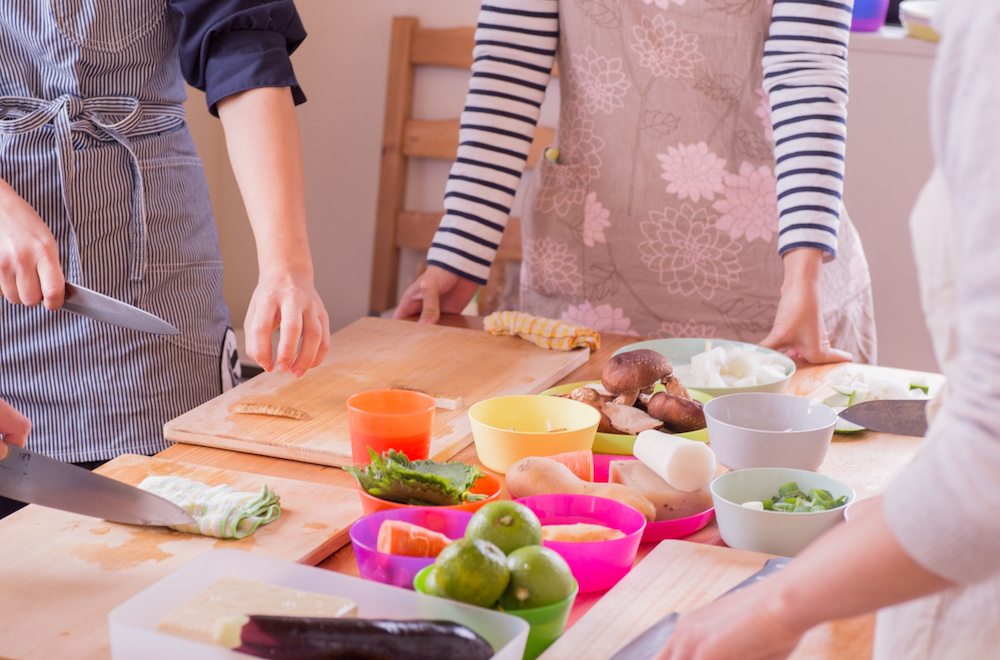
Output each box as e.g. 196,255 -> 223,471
223,615 -> 495,660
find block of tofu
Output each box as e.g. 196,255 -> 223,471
157,575 -> 358,645
609,460 -> 713,522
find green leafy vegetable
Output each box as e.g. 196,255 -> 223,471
344,448 -> 487,506
754,482 -> 847,513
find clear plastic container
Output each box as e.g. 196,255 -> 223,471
108,549 -> 528,660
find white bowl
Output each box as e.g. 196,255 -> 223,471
704,393 -> 837,471
711,468 -> 855,556
613,338 -> 794,397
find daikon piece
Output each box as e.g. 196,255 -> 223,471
633,429 -> 716,493
741,501 -> 765,511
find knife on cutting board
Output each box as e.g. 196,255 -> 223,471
0,442 -> 195,526
606,557 -> 791,660
838,399 -> 928,437
62,283 -> 180,335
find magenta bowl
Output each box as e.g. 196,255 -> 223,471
593,454 -> 716,543
515,494 -> 646,593
349,507 -> 471,589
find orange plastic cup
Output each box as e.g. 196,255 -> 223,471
347,389 -> 436,464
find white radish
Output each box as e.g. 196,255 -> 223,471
633,429 -> 717,493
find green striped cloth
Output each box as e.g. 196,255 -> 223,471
138,476 -> 281,539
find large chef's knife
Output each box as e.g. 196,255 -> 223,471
838,400 -> 928,437
606,557 -> 791,660
0,443 -> 195,526
62,283 -> 180,335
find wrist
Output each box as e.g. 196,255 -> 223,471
781,247 -> 823,288
257,258 -> 314,284
761,578 -> 820,639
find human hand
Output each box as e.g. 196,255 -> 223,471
0,398 -> 31,461
0,181 -> 65,310
760,249 -> 851,364
244,270 -> 330,377
392,265 -> 480,324
652,582 -> 805,660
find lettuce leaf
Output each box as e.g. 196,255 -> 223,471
344,449 -> 487,506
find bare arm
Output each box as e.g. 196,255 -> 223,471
654,498 -> 953,660
216,86 -> 329,376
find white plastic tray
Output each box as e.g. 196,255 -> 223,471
108,549 -> 528,660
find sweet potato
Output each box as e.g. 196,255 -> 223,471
505,457 -> 657,522
548,450 -> 594,482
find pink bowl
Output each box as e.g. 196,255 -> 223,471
350,508 -> 471,589
593,454 -> 716,543
515,494 -> 646,593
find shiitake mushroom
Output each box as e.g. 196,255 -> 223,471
646,392 -> 706,433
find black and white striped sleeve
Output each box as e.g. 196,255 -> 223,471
425,1 -> 559,285
764,0 -> 854,259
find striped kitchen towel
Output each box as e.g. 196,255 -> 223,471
483,311 -> 600,351
138,476 -> 281,539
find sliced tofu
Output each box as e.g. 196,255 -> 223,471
609,461 -> 713,522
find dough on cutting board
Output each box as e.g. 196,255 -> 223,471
609,461 -> 713,522
157,575 -> 357,644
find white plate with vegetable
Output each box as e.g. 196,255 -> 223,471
613,338 -> 795,397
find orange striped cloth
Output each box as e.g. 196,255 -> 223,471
483,311 -> 600,352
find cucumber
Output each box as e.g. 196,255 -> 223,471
219,616 -> 495,660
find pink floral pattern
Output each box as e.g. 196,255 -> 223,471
712,162 -> 779,243
570,47 -> 631,115
755,88 -> 774,143
631,15 -> 704,79
657,142 -> 728,203
522,237 -> 584,298
652,319 -> 717,339
534,105 -> 605,217
641,0 -> 687,8
583,192 -> 611,247
561,301 -> 640,336
638,203 -> 743,299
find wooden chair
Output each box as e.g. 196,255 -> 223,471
368,16 -> 556,317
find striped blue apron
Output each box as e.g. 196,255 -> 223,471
0,1 -> 238,462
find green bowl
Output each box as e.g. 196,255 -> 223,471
414,565 -> 578,660
541,381 -> 712,454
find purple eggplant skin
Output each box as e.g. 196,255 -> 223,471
235,616 -> 495,660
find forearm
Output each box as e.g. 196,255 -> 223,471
762,498 -> 953,635
216,86 -> 312,280
780,247 -> 823,290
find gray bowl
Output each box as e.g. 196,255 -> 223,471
711,468 -> 855,556
704,393 -> 837,471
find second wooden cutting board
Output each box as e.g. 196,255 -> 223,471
164,317 -> 590,467
541,541 -> 874,660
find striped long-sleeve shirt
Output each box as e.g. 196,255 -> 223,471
426,0 -> 853,285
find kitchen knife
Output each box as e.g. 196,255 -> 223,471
838,399 -> 928,437
62,283 -> 180,335
0,442 -> 196,527
606,557 -> 791,660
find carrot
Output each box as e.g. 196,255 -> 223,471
547,450 -> 594,482
376,520 -> 452,558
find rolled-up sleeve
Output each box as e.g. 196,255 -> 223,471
170,0 -> 307,116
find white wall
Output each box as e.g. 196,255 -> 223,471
187,4 -> 940,372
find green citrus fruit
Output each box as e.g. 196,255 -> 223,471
465,501 -> 543,555
434,538 -> 509,607
498,545 -> 575,610
422,566 -> 442,597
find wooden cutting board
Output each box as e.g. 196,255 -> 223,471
0,455 -> 363,660
541,541 -> 874,660
164,317 -> 590,467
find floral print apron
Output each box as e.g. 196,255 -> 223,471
518,0 -> 877,363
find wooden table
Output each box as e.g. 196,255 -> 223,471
156,315 -> 935,659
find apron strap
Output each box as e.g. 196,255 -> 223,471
0,94 -> 186,282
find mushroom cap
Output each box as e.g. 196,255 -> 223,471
646,392 -> 706,433
601,349 -> 673,395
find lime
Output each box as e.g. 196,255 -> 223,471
422,566 -> 442,597
434,538 -> 510,608
498,545 -> 575,610
465,501 -> 543,555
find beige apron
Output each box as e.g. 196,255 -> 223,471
518,0 -> 876,363
872,167 -> 1000,659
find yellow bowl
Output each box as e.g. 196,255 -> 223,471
468,395 -> 601,474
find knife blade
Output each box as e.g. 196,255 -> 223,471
0,443 -> 195,526
606,557 -> 791,660
838,399 -> 928,437
62,283 -> 180,335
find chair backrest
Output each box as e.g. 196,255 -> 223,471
368,16 -> 556,316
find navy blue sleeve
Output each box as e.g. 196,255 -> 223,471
169,0 -> 307,116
